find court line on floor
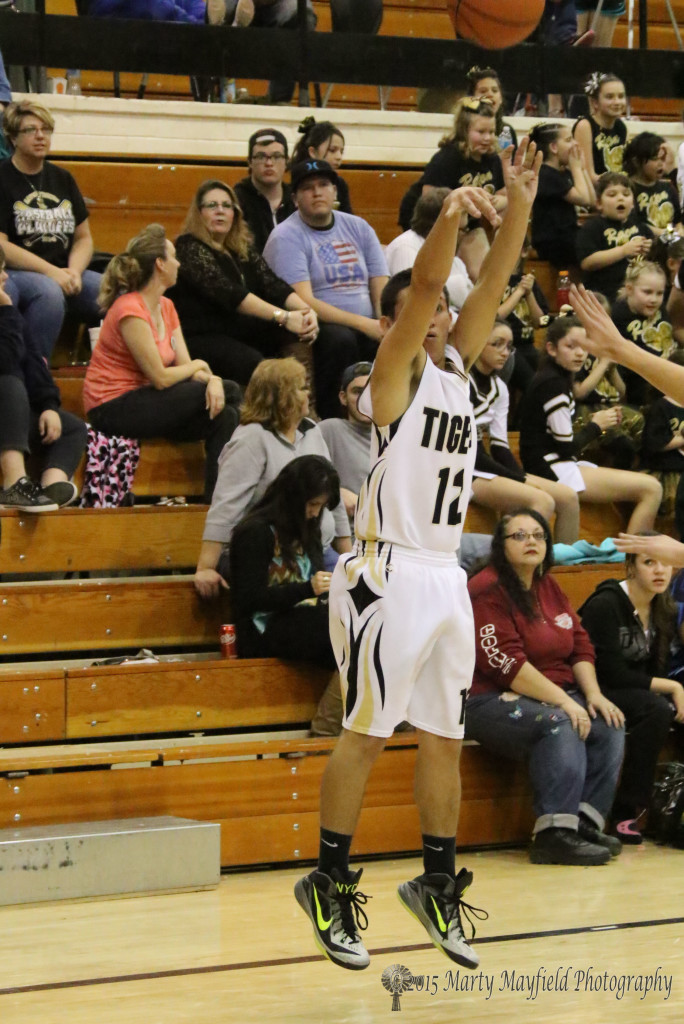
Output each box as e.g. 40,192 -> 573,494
2,914 -> 683,996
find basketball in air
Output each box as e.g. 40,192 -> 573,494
447,0 -> 545,50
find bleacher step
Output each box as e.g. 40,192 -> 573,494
0,815 -> 220,905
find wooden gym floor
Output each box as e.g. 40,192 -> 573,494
0,843 -> 681,1023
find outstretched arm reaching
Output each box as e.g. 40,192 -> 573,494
613,532 -> 684,566
571,283 -> 684,403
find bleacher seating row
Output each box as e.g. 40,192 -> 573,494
43,0 -> 684,119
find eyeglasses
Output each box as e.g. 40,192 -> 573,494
201,201 -> 235,211
251,152 -> 286,163
18,125 -> 54,136
489,340 -> 513,351
505,530 -> 546,543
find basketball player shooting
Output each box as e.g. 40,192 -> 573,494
295,139 -> 542,971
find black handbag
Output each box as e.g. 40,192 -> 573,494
649,762 -> 684,847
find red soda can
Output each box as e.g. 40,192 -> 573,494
219,623 -> 237,659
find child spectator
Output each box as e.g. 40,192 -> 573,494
573,72 -> 628,183
572,290 -> 644,470
0,100 -> 102,360
0,245 -> 87,512
611,260 -> 674,407
498,251 -> 549,376
530,121 -> 596,270
385,188 -> 473,313
624,132 -> 683,237
469,321 -> 581,543
292,117 -> 352,214
519,315 -> 662,533
576,172 -> 653,303
651,227 -> 684,307
465,65 -> 517,150
640,351 -> 684,521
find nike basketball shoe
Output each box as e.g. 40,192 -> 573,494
294,867 -> 370,970
397,867 -> 486,968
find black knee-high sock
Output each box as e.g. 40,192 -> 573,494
422,834 -> 456,877
318,827 -> 353,878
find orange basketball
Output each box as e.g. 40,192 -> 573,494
447,0 -> 545,50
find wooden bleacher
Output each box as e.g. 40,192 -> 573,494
0,493 -> 626,866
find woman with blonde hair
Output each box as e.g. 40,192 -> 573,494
0,99 -> 101,358
83,223 -> 239,501
194,357 -> 351,600
172,179 -> 326,398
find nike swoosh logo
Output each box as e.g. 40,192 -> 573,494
321,839 -> 339,848
430,895 -> 448,934
424,844 -> 443,852
313,886 -> 333,931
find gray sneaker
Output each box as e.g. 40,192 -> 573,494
294,867 -> 370,970
41,481 -> 79,508
397,868 -> 485,968
0,477 -> 58,512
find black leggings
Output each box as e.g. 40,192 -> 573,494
88,379 -> 239,501
602,686 -> 675,818
0,374 -> 87,479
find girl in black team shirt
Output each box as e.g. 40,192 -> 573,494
519,315 -> 662,532
573,71 -> 628,184
624,132 -> 684,238
611,260 -> 674,407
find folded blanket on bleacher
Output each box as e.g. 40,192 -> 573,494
552,538 -> 625,565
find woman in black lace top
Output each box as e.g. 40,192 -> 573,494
171,179 -> 318,388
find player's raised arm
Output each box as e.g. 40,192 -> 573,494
452,137 -> 542,371
571,283 -> 684,404
370,186 -> 499,425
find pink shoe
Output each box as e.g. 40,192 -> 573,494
614,818 -> 643,845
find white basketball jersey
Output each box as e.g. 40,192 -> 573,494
354,354 -> 476,553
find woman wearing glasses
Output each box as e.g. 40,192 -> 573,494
467,508 -> 626,865
172,179 -> 319,394
0,100 -> 101,359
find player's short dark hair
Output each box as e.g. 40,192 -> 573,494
380,269 -> 450,320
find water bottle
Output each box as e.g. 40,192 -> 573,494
556,270 -> 571,310
499,124 -> 513,150
66,70 -> 82,96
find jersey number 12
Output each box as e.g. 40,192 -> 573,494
432,468 -> 464,526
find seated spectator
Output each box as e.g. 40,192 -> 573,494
398,100 -> 507,278
651,226 -> 684,308
579,540 -> 683,843
384,188 -> 472,313
0,100 -> 102,360
318,360 -> 372,523
234,129 -> 295,255
83,224 -> 239,502
467,508 -> 625,865
529,122 -> 596,271
171,179 -> 318,389
292,117 -> 352,214
625,132 -> 683,238
611,260 -> 673,407
263,159 -> 388,402
194,357 -> 351,600
0,247 -> 87,511
209,0 -> 316,104
573,72 -> 627,183
519,315 -> 662,532
497,250 -> 548,396
229,454 -> 339,665
469,321 -> 580,543
465,65 -> 517,151
639,351 -> 684,522
576,172 -> 653,303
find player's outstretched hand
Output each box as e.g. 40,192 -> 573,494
613,532 -> 684,566
501,135 -> 542,206
569,284 -> 629,363
443,185 -> 500,228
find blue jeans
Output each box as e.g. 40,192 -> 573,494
465,689 -> 625,833
5,269 -> 102,360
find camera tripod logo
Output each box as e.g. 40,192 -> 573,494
381,964 -> 414,1011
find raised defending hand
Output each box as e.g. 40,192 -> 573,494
442,185 -> 500,228
613,532 -> 684,566
500,135 -> 542,206
569,284 -> 628,362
